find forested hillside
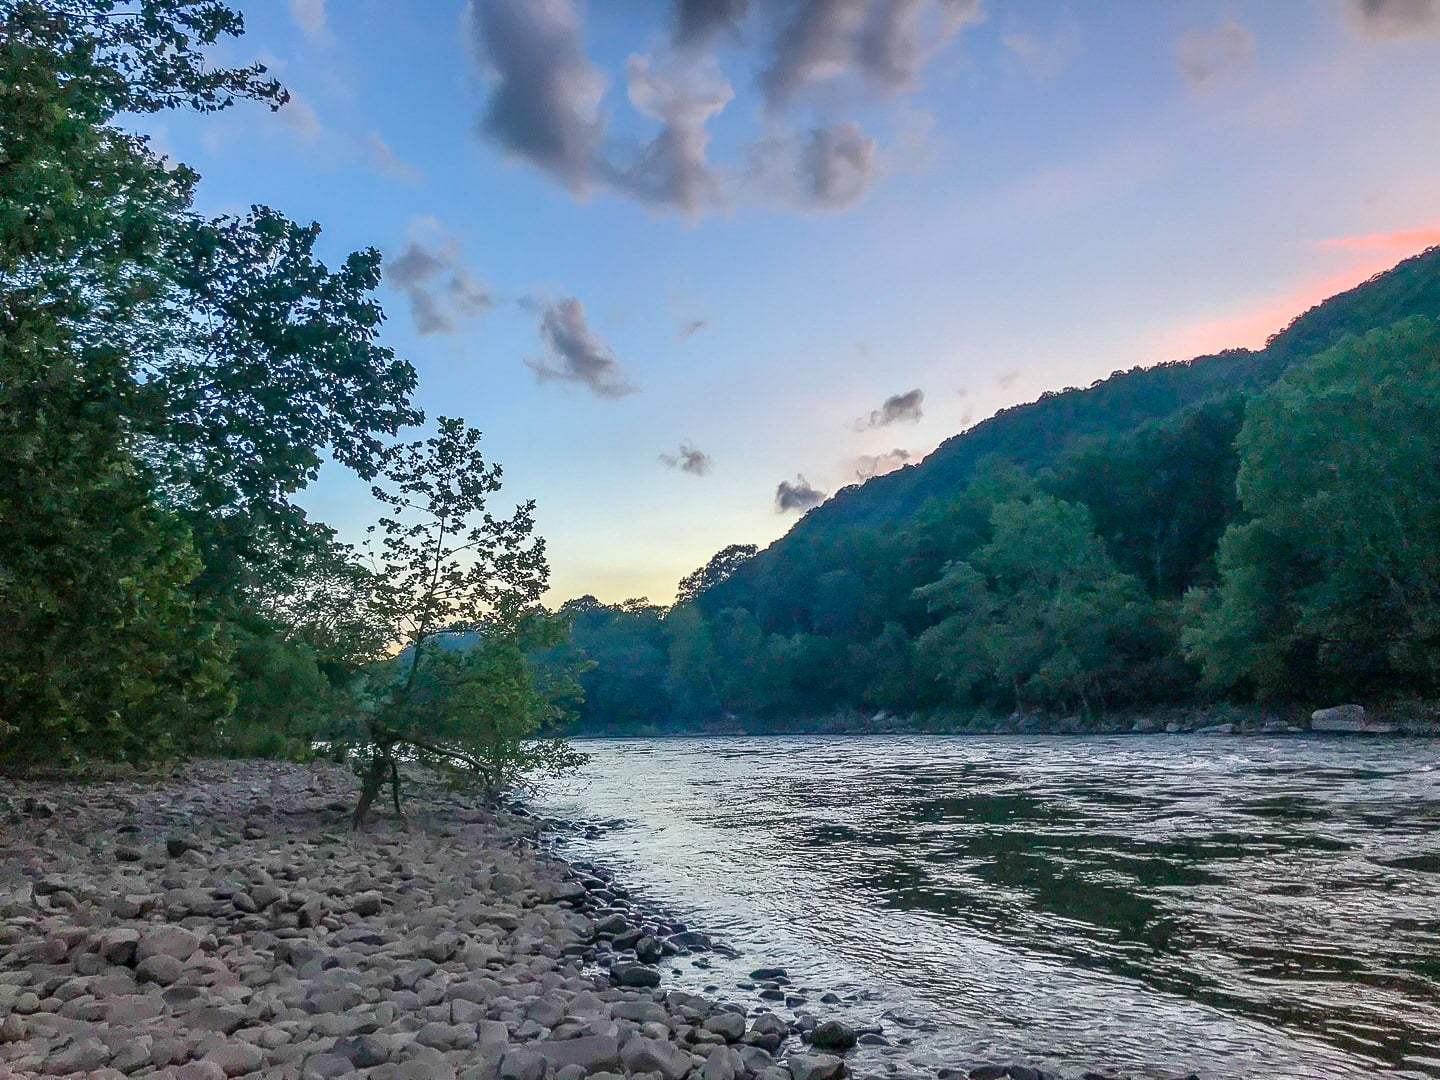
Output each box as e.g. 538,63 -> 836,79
546,249 -> 1440,733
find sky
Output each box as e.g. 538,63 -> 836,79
133,0 -> 1440,605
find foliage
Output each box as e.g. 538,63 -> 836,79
563,254 -> 1440,733
349,418 -> 585,827
0,0 -> 282,768
1183,317 -> 1440,699
675,543 -> 757,605
916,494 -> 1157,712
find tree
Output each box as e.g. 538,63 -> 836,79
675,543 -> 758,605
916,494 -> 1154,713
141,207 -> 420,594
349,418 -> 585,828
0,0 -> 284,767
1183,317 -> 1440,698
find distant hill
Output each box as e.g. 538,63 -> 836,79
707,245 -> 1440,610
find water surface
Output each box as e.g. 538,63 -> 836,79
540,735 -> 1440,1079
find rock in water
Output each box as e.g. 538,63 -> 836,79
1311,704 -> 1394,733
809,1020 -> 858,1051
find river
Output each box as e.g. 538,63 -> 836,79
538,735 -> 1440,1080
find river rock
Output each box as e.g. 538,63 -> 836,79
621,1035 -> 695,1080
1311,704 -> 1394,733
610,961 -> 662,987
787,1052 -> 846,1080
703,1011 -> 747,1041
136,924 -> 201,964
538,1034 -> 622,1073
808,1021 -> 858,1051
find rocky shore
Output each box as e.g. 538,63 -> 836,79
1,760 -> 1155,1080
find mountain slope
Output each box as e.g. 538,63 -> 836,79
710,245 -> 1440,607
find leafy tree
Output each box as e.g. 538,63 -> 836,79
141,207 -> 420,593
676,543 -> 757,605
0,0 -> 284,767
349,418 -> 585,828
916,494 -> 1155,713
1183,317 -> 1440,698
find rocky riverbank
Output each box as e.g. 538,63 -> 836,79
1,759 -> 1167,1080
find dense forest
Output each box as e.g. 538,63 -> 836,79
541,250 -> 1440,733
0,0 -> 584,810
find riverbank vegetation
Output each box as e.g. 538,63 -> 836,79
0,0 -> 584,798
542,255 -> 1440,734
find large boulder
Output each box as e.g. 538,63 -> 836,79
1311,705 -> 1394,733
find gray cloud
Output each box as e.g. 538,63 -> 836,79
761,0 -> 982,108
1175,19 -> 1255,90
747,120 -> 879,210
674,0 -> 751,48
366,132 -> 421,182
680,318 -> 708,338
386,229 -> 494,335
1345,0 -> 1438,38
660,441 -> 713,475
466,0 -> 607,195
997,371 -> 1019,389
854,447 -> 911,479
619,54 -> 732,214
856,388 -> 924,429
802,121 -> 877,208
466,0 -> 962,216
527,297 -> 636,398
775,474 -> 827,512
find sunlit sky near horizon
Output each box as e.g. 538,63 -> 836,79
133,0 -> 1440,605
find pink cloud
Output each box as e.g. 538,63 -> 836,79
1317,224 -> 1440,250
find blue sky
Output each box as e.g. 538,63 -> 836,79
135,0 -> 1440,603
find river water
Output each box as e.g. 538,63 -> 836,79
538,735 -> 1440,1080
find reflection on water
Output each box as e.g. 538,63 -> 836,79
540,735 -> 1440,1080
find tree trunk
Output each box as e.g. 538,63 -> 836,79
352,748 -> 390,830
389,757 -> 405,822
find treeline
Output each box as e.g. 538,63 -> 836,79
0,0 -> 582,813
542,268 -> 1440,733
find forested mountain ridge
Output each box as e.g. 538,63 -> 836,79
719,245 -> 1440,584
547,246 -> 1440,733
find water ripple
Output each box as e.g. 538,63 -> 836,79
541,735 -> 1440,1079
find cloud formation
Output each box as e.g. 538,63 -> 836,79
386,225 -> 494,335
366,133 -> 421,182
775,474 -> 827,512
528,297 -> 636,398
1175,19 -> 1255,91
674,0 -> 751,48
467,0 -> 608,195
466,0 -> 972,215
289,0 -> 325,39
761,0 -> 982,107
1345,0 -> 1438,39
854,448 -> 911,479
278,96 -> 323,140
660,441 -> 713,475
620,53 -> 733,213
802,122 -> 878,207
856,388 -> 924,429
